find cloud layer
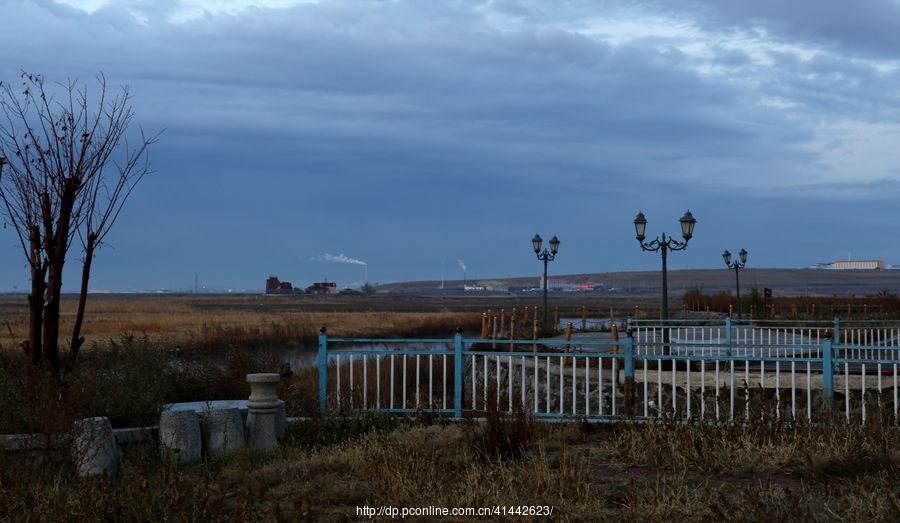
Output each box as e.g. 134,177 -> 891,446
2,0 -> 900,289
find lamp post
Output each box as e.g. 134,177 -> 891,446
723,248 -> 748,317
532,233 -> 560,336
633,210 -> 696,324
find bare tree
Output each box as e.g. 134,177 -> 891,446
0,72 -> 156,374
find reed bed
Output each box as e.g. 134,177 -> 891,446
0,294 -> 480,352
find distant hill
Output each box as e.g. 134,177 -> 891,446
378,268 -> 900,297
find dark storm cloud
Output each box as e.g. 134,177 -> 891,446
674,0 -> 900,59
1,0 -> 899,290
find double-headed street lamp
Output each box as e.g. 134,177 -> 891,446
633,210 -> 697,323
723,248 -> 748,317
532,233 -> 560,336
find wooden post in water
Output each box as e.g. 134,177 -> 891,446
611,321 -> 619,354
565,322 -> 573,351
728,304 -> 733,317
812,303 -> 816,318
532,319 -> 538,352
609,307 -> 614,324
705,305 -> 710,319
792,303 -> 797,318
481,312 -> 487,339
492,315 -> 498,349
635,306 -> 640,320
500,309 -> 506,339
523,306 -> 529,325
581,306 -> 587,331
510,308 -> 517,342
553,307 -> 559,334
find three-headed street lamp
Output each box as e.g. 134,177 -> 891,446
532,233 -> 560,336
633,210 -> 697,324
723,248 -> 748,317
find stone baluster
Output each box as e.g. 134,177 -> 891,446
246,373 -> 281,453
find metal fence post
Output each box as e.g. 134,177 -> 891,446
624,330 -> 635,416
822,330 -> 834,414
318,327 -> 328,412
725,315 -> 732,356
454,328 -> 464,418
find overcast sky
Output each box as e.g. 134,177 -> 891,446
2,0 -> 900,291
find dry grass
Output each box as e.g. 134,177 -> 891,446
2,418 -> 899,521
0,294 -> 480,353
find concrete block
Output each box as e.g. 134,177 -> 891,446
159,409 -> 202,464
71,417 -> 117,477
199,407 -> 244,458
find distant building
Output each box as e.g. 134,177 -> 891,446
539,276 -> 581,292
475,280 -> 508,292
812,260 -> 885,270
305,281 -> 337,294
266,276 -> 300,294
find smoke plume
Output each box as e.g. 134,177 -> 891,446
457,259 -> 466,272
315,253 -> 367,266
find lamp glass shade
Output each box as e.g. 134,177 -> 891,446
679,210 -> 696,240
722,250 -> 732,266
739,249 -> 748,264
549,235 -> 560,255
633,211 -> 647,241
532,234 -> 542,253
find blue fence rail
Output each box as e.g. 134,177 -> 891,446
317,322 -> 900,425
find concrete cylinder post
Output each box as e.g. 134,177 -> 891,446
71,417 -> 117,477
159,410 -> 202,464
246,373 -> 281,454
